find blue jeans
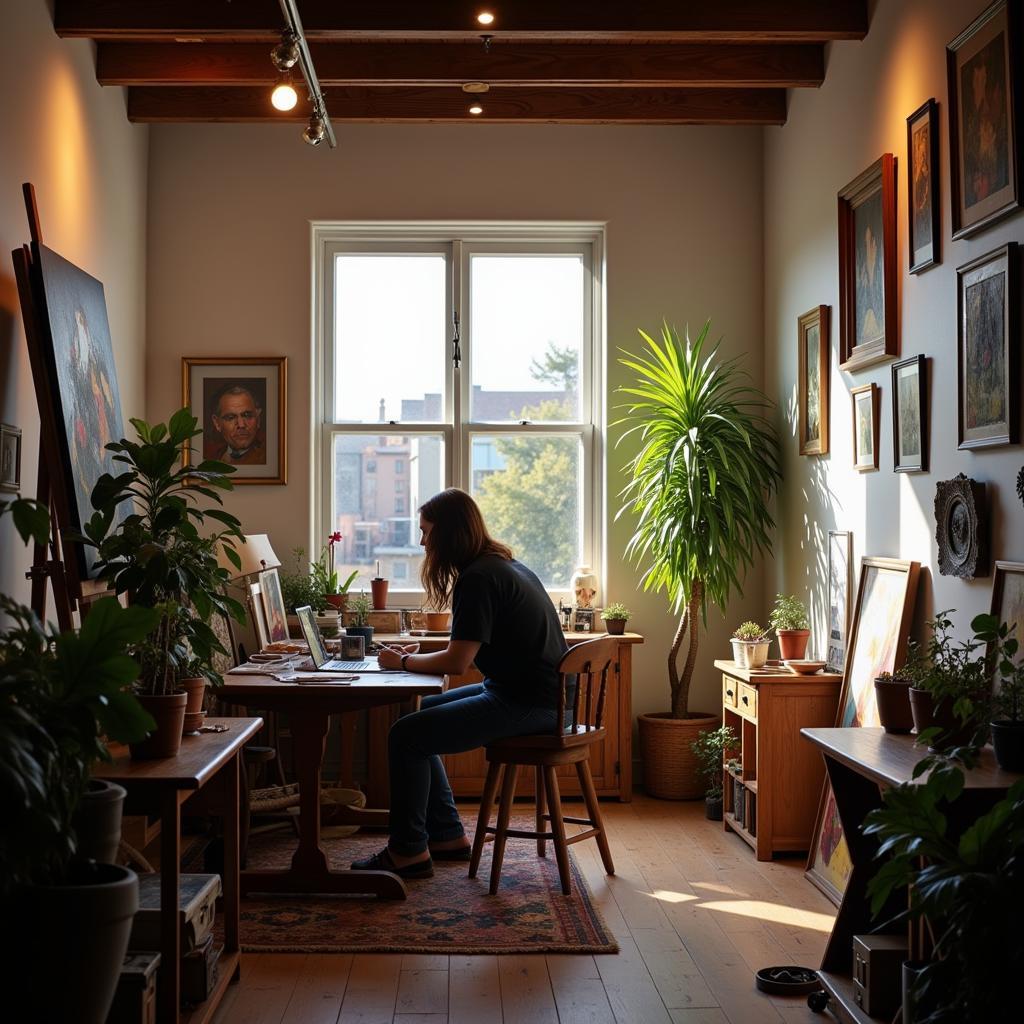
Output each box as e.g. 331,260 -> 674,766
387,682 -> 558,855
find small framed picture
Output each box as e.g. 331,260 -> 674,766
248,582 -> 270,650
957,242 -> 1019,450
838,155 -> 898,371
259,567 -> 290,643
907,99 -> 940,273
947,0 -> 1022,239
851,383 -> 880,472
182,356 -> 287,484
892,355 -> 928,473
826,531 -> 853,675
573,608 -> 595,633
798,305 -> 830,456
0,424 -> 21,493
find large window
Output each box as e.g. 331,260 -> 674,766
314,224 -> 604,600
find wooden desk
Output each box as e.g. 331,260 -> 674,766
222,672 -> 443,898
94,717 -> 262,1024
801,728 -> 1021,1023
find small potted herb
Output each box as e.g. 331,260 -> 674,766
873,669 -> 915,734
600,602 -> 632,636
769,594 -> 810,660
345,591 -> 374,646
731,621 -> 770,669
690,724 -> 738,820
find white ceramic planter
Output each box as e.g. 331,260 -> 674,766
730,638 -> 770,669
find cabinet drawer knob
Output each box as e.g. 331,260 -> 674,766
741,695 -> 749,705
726,688 -> 734,697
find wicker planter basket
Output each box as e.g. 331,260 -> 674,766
638,711 -> 721,800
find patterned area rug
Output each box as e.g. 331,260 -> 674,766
232,824 -> 617,955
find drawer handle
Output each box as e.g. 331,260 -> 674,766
741,695 -> 749,705
726,688 -> 734,698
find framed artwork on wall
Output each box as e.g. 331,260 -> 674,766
947,0 -> 1022,239
957,243 -> 1019,449
838,155 -> 898,371
798,305 -> 830,456
851,383 -> 880,471
182,356 -> 287,484
0,424 -> 22,493
259,566 -> 290,643
892,354 -> 928,473
826,530 -> 853,674
935,473 -> 988,579
907,98 -> 941,273
990,561 -> 1024,685
807,556 -> 920,905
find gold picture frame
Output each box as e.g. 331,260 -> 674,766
798,305 -> 830,456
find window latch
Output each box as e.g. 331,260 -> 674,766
451,309 -> 461,369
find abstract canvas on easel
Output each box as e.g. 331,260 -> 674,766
34,243 -> 126,576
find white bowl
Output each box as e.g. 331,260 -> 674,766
784,659 -> 826,675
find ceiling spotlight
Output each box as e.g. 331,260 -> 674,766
271,30 -> 299,71
469,105 -> 483,115
462,82 -> 490,94
477,12 -> 495,26
303,114 -> 327,146
271,77 -> 298,111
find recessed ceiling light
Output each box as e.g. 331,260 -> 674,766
477,12 -> 495,26
469,105 -> 483,115
462,82 -> 490,94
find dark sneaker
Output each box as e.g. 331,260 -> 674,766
350,847 -> 434,879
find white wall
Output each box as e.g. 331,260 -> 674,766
146,122 -> 766,727
765,0 -> 1024,646
0,1 -> 148,607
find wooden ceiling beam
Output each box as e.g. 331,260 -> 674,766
97,41 -> 824,89
57,0 -> 867,42
126,85 -> 788,125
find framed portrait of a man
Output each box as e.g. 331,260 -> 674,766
182,357 -> 287,484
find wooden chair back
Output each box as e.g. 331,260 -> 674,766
554,635 -> 617,738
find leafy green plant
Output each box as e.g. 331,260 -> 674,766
733,621 -> 769,642
615,321 -> 782,718
601,602 -> 631,621
689,725 -> 738,801
348,592 -> 372,627
864,751 -> 1024,1022
280,547 -> 328,613
769,594 -> 809,632
310,532 -> 359,596
974,613 -> 1024,723
81,410 -> 246,694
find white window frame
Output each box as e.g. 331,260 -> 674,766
311,222 -> 606,605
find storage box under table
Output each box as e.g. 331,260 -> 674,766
129,872 -> 222,954
852,933 -> 907,1018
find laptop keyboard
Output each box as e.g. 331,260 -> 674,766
323,659 -> 374,671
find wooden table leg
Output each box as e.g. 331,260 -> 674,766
158,790 -> 181,1024
222,751 -> 241,969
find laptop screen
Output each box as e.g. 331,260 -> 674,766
295,606 -> 330,668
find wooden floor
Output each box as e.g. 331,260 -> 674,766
212,795 -> 836,1024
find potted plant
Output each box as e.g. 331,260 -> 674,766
281,546 -> 329,615
864,751 -> 1024,1023
346,591 -> 374,646
312,532 -> 358,610
616,321 -> 782,799
371,560 -> 389,609
82,410 -> 246,758
690,724 -> 738,820
874,670 -> 915,734
769,594 -> 810,660
1,496 -> 160,1022
975,613 -> 1024,771
906,611 -> 989,753
601,602 -> 632,636
731,621 -> 770,669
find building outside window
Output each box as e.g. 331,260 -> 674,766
314,223 -> 604,601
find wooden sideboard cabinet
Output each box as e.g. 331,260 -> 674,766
715,659 -> 842,860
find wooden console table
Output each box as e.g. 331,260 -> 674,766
93,717 -> 262,1024
716,660 -> 841,860
801,727 -> 1022,1024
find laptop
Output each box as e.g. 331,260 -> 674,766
294,605 -> 388,672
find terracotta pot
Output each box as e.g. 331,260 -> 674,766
776,629 -> 810,660
425,611 -> 451,631
605,618 -> 627,636
129,692 -> 187,759
180,676 -> 206,715
324,593 -> 348,611
907,688 -> 978,752
638,711 -> 720,800
72,779 -> 127,865
370,578 -> 389,609
874,678 -> 914,734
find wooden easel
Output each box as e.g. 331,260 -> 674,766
11,183 -> 111,629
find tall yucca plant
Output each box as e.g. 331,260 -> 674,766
616,321 -> 782,719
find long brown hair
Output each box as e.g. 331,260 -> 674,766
419,488 -> 512,609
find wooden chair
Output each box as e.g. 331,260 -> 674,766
469,635 -> 617,895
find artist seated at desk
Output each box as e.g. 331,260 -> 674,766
352,487 -> 567,879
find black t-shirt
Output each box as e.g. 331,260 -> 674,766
450,554 -> 568,708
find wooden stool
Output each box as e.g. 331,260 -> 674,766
469,636 -> 617,895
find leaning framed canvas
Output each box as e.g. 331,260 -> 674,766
806,786 -> 853,906
907,98 -> 941,273
247,582 -> 270,650
947,0 -> 1022,239
182,356 -> 287,484
826,531 -> 853,674
838,155 -> 898,371
957,243 -> 1019,449
851,383 -> 880,471
798,305 -> 830,456
892,354 -> 928,473
259,567 -> 290,643
990,561 -> 1024,687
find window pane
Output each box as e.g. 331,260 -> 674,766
334,255 -> 446,423
471,434 -> 581,588
331,432 -> 444,591
470,255 -> 583,422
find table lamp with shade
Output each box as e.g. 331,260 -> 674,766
218,534 -> 281,657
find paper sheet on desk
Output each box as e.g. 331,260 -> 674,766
287,672 -> 359,683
